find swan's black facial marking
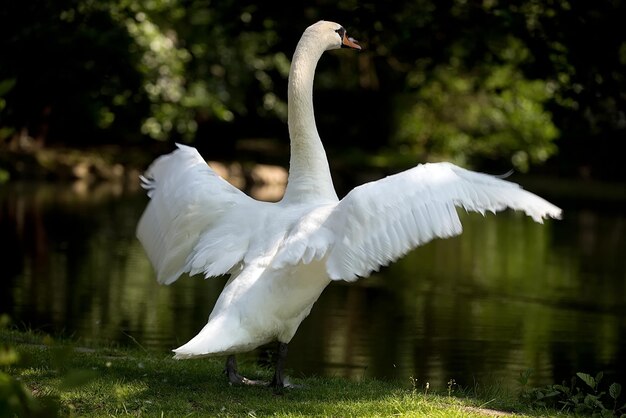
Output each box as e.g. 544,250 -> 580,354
336,26 -> 361,50
335,27 -> 346,38
335,26 -> 348,48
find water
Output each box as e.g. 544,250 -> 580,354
1,180 -> 625,390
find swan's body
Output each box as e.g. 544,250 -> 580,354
137,21 -> 561,389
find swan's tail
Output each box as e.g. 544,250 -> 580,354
172,315 -> 266,359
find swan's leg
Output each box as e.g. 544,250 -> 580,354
224,355 -> 267,386
269,342 -> 289,392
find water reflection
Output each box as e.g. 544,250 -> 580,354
1,181 -> 624,390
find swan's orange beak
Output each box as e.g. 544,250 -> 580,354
342,32 -> 361,50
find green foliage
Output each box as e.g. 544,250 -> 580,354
0,0 -> 148,145
0,0 -> 290,144
1,0 -> 624,176
0,315 -> 60,417
393,37 -> 558,171
116,1 -> 292,141
518,369 -> 626,416
0,316 -> 101,417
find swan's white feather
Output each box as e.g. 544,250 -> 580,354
275,162 -> 561,281
137,143 -> 266,284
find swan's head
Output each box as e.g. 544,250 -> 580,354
305,20 -> 361,51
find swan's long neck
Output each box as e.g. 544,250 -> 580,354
282,34 -> 338,204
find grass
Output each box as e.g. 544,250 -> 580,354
1,328 -> 576,417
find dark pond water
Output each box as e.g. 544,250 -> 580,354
1,179 -> 625,391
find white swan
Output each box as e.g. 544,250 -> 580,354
136,20 -> 561,390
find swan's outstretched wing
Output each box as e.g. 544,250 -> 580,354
324,162 -> 562,281
136,144 -> 263,285
275,162 -> 561,281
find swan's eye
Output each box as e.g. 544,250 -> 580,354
335,27 -> 346,39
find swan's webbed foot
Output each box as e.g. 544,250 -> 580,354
225,344 -> 301,394
225,355 -> 268,386
269,342 -> 302,394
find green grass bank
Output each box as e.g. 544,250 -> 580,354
0,327 -> 590,417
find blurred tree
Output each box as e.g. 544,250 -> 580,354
0,0 -> 148,146
385,4 -> 560,171
510,0 -> 626,178
109,0 -> 292,142
392,47 -> 558,171
0,0 -> 623,179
